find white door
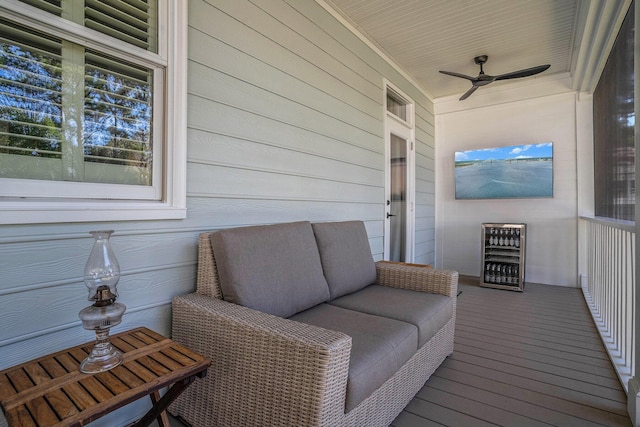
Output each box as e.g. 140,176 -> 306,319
384,115 -> 415,262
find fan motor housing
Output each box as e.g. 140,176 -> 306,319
474,55 -> 488,65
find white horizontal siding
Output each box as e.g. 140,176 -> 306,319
186,197 -> 382,226
0,1 -> 435,425
188,130 -> 382,186
191,1 -> 381,108
188,64 -> 381,147
188,96 -> 383,165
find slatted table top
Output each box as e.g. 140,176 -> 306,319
0,327 -> 210,427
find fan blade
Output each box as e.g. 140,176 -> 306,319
459,86 -> 479,101
439,70 -> 476,81
494,64 -> 550,81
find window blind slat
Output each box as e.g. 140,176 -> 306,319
85,0 -> 149,27
86,0 -> 149,22
84,8 -> 149,41
17,0 -> 62,16
0,143 -> 60,156
85,140 -> 149,151
84,0 -> 154,52
0,89 -> 63,111
84,20 -> 149,50
0,131 -> 59,144
85,101 -> 149,119
84,155 -> 147,167
0,22 -> 62,56
119,0 -> 151,11
85,52 -> 149,82
84,107 -> 150,126
0,51 -> 62,77
84,74 -> 147,94
85,84 -> 150,104
0,68 -> 63,92
0,106 -> 62,124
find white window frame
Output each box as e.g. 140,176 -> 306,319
0,0 -> 187,224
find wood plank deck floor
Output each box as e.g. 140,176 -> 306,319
167,276 -> 631,427
392,277 -> 631,427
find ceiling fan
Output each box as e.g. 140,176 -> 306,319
439,55 -> 550,100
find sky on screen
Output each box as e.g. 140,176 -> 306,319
455,142 -> 553,162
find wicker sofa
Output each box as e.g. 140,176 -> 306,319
169,221 -> 458,427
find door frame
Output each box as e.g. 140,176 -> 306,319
383,80 -> 416,262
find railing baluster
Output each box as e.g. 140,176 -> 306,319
631,234 -> 636,377
627,229 -> 632,364
580,217 -> 635,393
615,228 -> 621,354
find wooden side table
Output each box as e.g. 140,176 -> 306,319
0,327 -> 210,427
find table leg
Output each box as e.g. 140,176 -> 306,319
150,391 -> 171,427
133,376 -> 196,427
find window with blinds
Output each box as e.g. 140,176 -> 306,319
0,0 -> 161,191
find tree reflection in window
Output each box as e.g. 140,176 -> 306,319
84,51 -> 152,174
0,17 -> 153,186
0,23 -> 62,159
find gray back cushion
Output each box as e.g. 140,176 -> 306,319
210,221 -> 330,318
312,221 -> 377,300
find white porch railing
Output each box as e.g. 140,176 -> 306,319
580,217 -> 636,391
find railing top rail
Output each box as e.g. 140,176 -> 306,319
580,216 -> 636,233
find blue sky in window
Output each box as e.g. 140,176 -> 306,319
455,142 -> 553,162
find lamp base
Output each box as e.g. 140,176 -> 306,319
79,327 -> 124,374
78,302 -> 126,374
80,346 -> 123,374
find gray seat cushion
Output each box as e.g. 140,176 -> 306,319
210,221 -> 330,318
312,221 -> 377,300
290,303 -> 417,412
329,285 -> 453,347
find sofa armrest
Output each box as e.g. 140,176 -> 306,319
171,293 -> 352,427
375,261 -> 459,298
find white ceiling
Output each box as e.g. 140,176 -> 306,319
323,0 -> 629,101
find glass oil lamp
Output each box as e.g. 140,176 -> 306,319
78,230 -> 126,373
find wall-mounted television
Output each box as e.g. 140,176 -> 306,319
454,142 -> 553,199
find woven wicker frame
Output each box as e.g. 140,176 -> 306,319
170,231 -> 458,427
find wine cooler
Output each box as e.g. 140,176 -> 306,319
480,223 -> 526,291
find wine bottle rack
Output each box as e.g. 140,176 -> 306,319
480,223 -> 526,291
